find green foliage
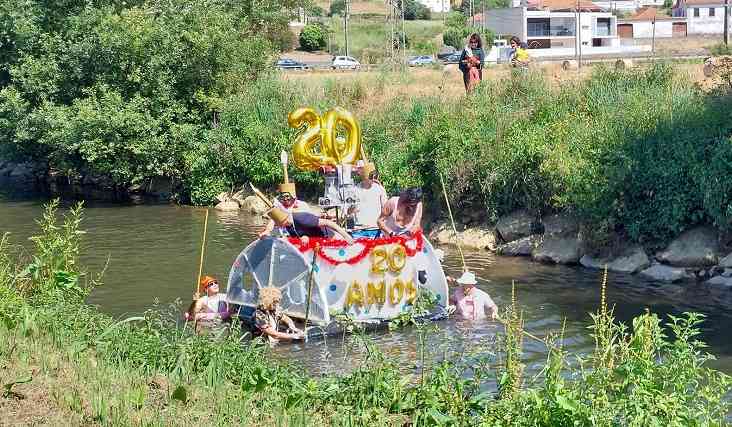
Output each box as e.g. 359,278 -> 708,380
443,11 -> 494,49
710,42 -> 732,55
400,0 -> 432,20
298,23 -> 327,52
330,0 -> 345,16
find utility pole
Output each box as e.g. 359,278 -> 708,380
725,0 -> 729,46
575,0 -> 580,68
344,0 -> 350,56
482,1 -> 486,31
651,15 -> 656,56
471,0 -> 475,26
401,0 -> 406,65
577,0 -> 582,69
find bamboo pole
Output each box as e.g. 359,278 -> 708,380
196,208 -> 209,293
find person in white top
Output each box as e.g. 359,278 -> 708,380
378,187 -> 423,237
353,163 -> 387,229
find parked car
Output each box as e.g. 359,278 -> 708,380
407,55 -> 435,67
442,52 -> 462,64
332,56 -> 360,70
436,46 -> 457,60
275,58 -> 309,70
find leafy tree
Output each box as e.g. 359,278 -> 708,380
399,0 -> 432,20
299,23 -> 327,51
330,0 -> 345,16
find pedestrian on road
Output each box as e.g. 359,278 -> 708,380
459,33 -> 485,93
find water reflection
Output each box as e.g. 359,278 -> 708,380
1,195 -> 731,376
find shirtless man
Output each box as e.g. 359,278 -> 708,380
377,187 -> 423,237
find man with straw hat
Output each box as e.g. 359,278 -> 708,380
449,271 -> 498,321
351,162 -> 387,237
258,182 -> 311,239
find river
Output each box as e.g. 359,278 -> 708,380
2,195 -> 732,378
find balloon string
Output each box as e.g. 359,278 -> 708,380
196,208 -> 209,294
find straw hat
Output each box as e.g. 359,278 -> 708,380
456,271 -> 477,285
266,206 -> 290,225
278,182 -> 296,198
360,162 -> 376,179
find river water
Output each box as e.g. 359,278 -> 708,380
2,196 -> 732,378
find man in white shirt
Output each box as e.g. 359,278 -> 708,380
353,163 -> 387,232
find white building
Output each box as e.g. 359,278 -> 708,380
483,0 -> 621,51
673,0 -> 731,34
416,0 -> 451,13
618,7 -> 688,38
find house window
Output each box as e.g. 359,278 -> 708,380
693,8 -> 699,17
709,7 -> 715,16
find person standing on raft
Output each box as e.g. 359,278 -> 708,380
378,187 -> 423,237
258,181 -> 310,239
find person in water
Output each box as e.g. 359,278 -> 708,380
449,271 -> 498,321
258,190 -> 310,238
351,162 -> 387,236
186,276 -> 231,324
255,287 -> 305,344
266,206 -> 355,245
378,187 -> 423,237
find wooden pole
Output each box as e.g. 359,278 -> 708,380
303,244 -> 320,338
725,0 -> 729,46
196,208 -> 209,294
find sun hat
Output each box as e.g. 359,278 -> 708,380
199,275 -> 218,293
456,271 -> 477,285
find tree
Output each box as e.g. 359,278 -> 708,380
330,0 -> 345,16
400,0 -> 432,20
299,23 -> 327,51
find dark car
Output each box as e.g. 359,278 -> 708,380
442,53 -> 462,64
275,58 -> 309,70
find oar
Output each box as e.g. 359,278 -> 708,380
439,172 -> 467,272
302,244 -> 320,341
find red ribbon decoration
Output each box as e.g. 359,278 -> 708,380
287,231 -> 424,266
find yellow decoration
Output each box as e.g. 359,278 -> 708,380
389,279 -> 405,305
370,247 -> 388,274
366,281 -> 386,305
405,280 -> 417,304
387,245 -> 407,272
288,107 -> 362,171
345,281 -> 364,308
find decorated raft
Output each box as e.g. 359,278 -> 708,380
224,107 -> 449,331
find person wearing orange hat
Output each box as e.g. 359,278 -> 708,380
185,275 -> 231,323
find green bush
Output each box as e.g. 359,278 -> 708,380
298,23 -> 327,52
330,0 -> 345,16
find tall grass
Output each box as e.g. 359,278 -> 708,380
0,202 -> 730,425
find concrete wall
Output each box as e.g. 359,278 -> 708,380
686,6 -> 732,34
631,20 -> 674,37
594,0 -> 640,12
485,8 -> 526,40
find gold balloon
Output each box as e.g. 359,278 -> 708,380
345,281 -> 364,308
288,107 -> 336,171
387,245 -> 407,273
288,107 -> 362,171
389,279 -> 405,306
321,108 -> 362,165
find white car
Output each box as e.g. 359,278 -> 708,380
332,56 -> 360,70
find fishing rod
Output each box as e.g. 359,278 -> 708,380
195,208 -> 210,294
439,172 -> 467,272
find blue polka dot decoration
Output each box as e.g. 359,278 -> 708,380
329,284 -> 337,292
423,248 -> 428,253
313,264 -> 319,272
338,249 -> 346,256
436,294 -> 441,300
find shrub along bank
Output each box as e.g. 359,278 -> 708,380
0,3 -> 731,249
1,203 -> 730,425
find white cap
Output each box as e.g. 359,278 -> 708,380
456,271 -> 477,285
433,248 -> 445,263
